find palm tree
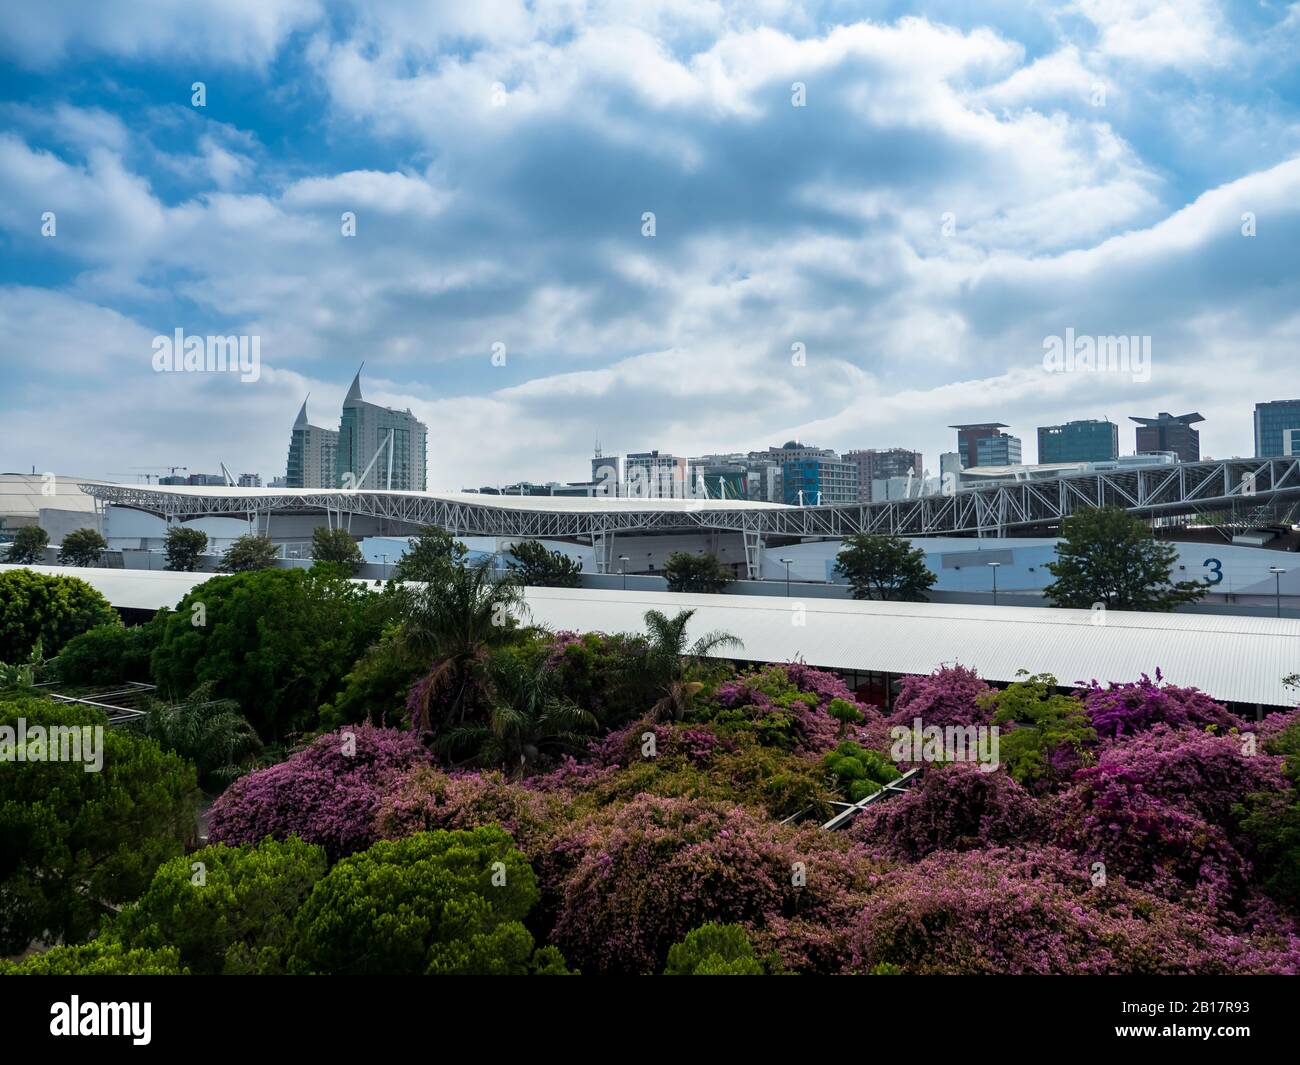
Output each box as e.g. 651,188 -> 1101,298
399,559 -> 528,734
642,608 -> 742,722
141,684 -> 263,790
437,653 -> 598,776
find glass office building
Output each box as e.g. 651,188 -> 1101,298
1254,400 -> 1300,458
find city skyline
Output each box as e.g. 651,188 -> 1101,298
3,3 -> 1300,487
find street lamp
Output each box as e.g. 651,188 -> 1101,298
779,558 -> 794,597
1270,566 -> 1286,619
987,561 -> 1001,606
618,555 -> 630,591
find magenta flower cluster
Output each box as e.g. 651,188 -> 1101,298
1080,670 -> 1244,739
207,724 -> 430,860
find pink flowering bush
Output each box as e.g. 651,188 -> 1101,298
849,845 -> 1300,975
207,725 -> 430,860
852,764 -> 1046,860
886,664 -> 992,729
373,766 -> 566,858
1086,725 -> 1289,837
1080,670 -> 1243,739
1051,763 -> 1252,913
546,794 -> 873,975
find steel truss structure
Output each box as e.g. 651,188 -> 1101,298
80,456 -> 1300,577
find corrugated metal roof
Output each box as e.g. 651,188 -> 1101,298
5,566 -> 1295,708
515,588 -> 1300,708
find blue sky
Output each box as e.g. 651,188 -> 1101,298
2,0 -> 1299,487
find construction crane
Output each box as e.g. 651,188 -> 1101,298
125,465 -> 189,484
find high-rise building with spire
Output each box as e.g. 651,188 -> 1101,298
334,366 -> 428,491
285,394 -> 340,488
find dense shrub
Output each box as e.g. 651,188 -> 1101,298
54,621 -> 158,686
581,720 -> 835,821
547,794 -> 870,975
317,627 -> 425,729
1052,764 -> 1252,912
374,767 -> 565,858
207,725 -> 429,860
151,569 -> 391,741
287,827 -> 561,975
112,837 -> 327,974
664,923 -> 764,975
1080,671 -> 1243,739
0,568 -> 118,661
849,846 -> 1298,975
1089,726 -> 1287,837
0,695 -> 198,951
0,941 -> 186,975
980,673 -> 1097,792
543,631 -> 660,728
852,764 -> 1045,859
887,664 -> 992,729
821,741 -> 902,802
695,663 -> 874,755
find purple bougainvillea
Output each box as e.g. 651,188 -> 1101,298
546,794 -> 871,975
1080,670 -> 1243,739
850,845 -> 1300,975
886,664 -> 992,729
207,725 -> 430,860
852,764 -> 1047,860
1051,763 -> 1252,913
373,765 -> 563,857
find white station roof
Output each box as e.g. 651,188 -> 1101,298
6,566 -> 1296,708
85,483 -> 790,514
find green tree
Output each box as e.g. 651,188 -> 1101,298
0,941 -> 186,975
58,527 -> 107,567
54,621 -> 158,686
393,524 -> 467,584
664,923 -> 764,975
150,569 -> 389,740
310,526 -> 363,574
287,826 -> 552,975
112,837 -> 327,975
219,533 -> 279,573
5,525 -> 49,564
0,695 -> 198,952
1044,506 -> 1206,611
401,561 -> 527,734
642,608 -> 742,721
834,533 -> 937,601
979,672 -> 1096,790
437,651 -> 598,774
506,539 -> 583,588
317,625 -> 426,729
0,568 -> 119,661
139,683 -> 263,790
164,526 -> 208,571
664,551 -> 734,593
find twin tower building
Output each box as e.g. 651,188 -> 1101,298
285,367 -> 429,491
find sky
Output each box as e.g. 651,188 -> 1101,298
1,0 -> 1299,489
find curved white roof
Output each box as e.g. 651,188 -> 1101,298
6,566 -> 1296,708
80,483 -> 790,514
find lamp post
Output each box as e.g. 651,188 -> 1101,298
1270,566 -> 1286,619
619,555 -> 630,591
779,558 -> 794,597
987,561 -> 1001,606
